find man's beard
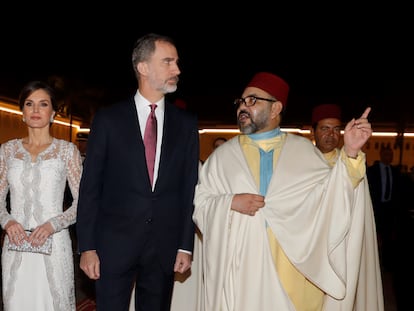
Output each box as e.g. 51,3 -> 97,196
237,110 -> 267,134
238,119 -> 258,134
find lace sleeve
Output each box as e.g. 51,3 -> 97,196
0,144 -> 14,228
48,142 -> 83,232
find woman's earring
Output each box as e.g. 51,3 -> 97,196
22,117 -> 26,122
50,116 -> 54,123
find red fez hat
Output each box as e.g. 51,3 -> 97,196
311,104 -> 342,124
246,72 -> 289,107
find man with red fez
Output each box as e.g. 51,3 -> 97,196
311,103 -> 343,166
193,72 -> 383,311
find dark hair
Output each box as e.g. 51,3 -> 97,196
131,33 -> 176,78
18,80 -> 57,111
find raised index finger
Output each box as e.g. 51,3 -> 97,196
360,107 -> 371,119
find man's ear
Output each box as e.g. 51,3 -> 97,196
137,62 -> 148,75
271,101 -> 283,119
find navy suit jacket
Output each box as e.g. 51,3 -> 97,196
76,97 -> 199,272
367,162 -> 401,208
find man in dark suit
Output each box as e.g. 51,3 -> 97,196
367,146 -> 401,271
76,33 -> 200,311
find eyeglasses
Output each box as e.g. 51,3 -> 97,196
233,95 -> 276,108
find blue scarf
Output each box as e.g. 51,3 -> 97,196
248,128 -> 282,195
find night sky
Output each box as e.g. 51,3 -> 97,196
1,6 -> 413,127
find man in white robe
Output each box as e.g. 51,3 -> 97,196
193,72 -> 383,311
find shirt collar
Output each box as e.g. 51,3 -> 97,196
134,90 -> 165,110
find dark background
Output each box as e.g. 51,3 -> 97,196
1,5 -> 413,127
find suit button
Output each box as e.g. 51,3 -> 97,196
146,218 -> 152,224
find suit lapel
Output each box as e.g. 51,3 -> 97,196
121,99 -> 149,182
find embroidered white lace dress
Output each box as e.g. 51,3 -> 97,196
0,138 -> 83,311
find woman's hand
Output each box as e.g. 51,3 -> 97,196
28,222 -> 54,246
5,220 -> 26,245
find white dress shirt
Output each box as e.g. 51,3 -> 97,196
134,91 -> 165,190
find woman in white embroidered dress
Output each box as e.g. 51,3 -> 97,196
0,80 -> 83,310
